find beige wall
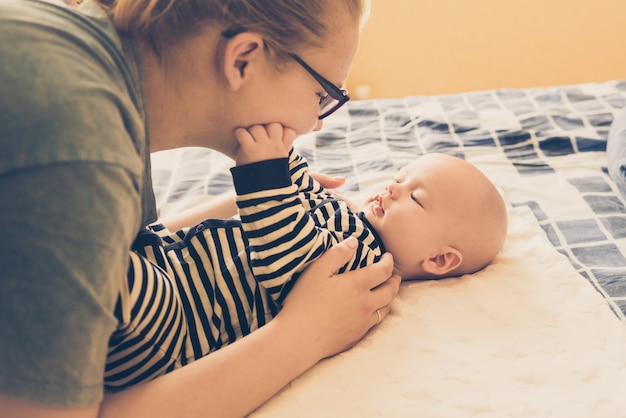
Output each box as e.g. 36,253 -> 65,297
346,0 -> 626,98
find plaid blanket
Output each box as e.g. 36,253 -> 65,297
151,79 -> 626,319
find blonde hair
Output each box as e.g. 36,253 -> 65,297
96,0 -> 370,57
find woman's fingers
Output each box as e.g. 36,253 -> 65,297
345,252 -> 400,328
311,172 -> 346,189
373,307 -> 383,326
361,252 -> 396,290
320,236 -> 360,275
368,268 -> 400,329
279,238 -> 402,358
372,303 -> 392,328
309,173 -> 359,210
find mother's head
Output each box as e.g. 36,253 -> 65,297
96,0 -> 370,154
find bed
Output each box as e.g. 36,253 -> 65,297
151,79 -> 626,417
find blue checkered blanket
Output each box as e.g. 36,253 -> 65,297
152,79 -> 626,319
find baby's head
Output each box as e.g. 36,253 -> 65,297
362,153 -> 507,280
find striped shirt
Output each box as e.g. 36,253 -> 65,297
105,150 -> 385,390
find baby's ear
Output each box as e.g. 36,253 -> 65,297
421,247 -> 462,276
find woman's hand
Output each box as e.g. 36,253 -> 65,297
100,238 -> 400,418
310,172 -> 358,211
277,237 -> 401,359
310,172 -> 346,189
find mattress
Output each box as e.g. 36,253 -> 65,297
151,79 -> 626,417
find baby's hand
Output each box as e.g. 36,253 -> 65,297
234,123 -> 296,166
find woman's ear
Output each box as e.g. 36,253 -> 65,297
222,32 -> 265,92
421,247 -> 462,276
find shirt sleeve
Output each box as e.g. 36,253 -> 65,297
231,150 -> 379,306
0,163 -> 141,407
0,1 -> 145,406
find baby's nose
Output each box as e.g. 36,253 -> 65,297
385,184 -> 398,198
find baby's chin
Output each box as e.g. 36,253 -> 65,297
361,199 -> 383,220
395,270 -> 421,282
361,206 -> 384,229
391,260 -> 425,281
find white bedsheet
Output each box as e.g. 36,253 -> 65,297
150,81 -> 626,416
251,207 -> 626,418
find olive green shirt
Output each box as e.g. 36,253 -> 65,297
0,0 -> 155,407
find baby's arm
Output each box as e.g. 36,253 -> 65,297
231,124 -> 378,305
288,151 -> 358,212
234,122 -> 349,211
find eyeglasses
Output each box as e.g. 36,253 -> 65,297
289,53 -> 350,119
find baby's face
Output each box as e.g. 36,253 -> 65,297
362,154 -> 478,279
364,154 -> 498,279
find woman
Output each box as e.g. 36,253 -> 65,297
0,0 -> 400,417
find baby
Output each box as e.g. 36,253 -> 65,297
106,123 -> 507,389
229,123 -> 508,291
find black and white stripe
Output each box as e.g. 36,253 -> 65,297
105,150 -> 384,389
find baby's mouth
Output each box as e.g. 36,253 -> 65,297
370,195 -> 385,216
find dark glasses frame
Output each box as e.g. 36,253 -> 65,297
221,28 -> 350,119
288,53 -> 350,119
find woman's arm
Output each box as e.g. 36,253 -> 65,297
156,171 -> 347,232
0,242 -> 400,418
99,239 -> 400,418
232,125 -> 379,304
158,191 -> 239,232
0,396 -> 99,418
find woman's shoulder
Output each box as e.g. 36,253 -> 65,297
1,0 -> 138,109
0,0 -> 146,177
1,0 -> 122,61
